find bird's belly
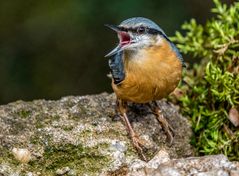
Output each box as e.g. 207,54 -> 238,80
112,67 -> 181,103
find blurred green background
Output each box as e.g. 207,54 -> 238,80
0,0 -> 233,104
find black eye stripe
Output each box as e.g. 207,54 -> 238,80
148,28 -> 162,35
118,27 -> 128,32
119,26 -> 162,35
118,25 -> 164,36
122,28 -> 137,33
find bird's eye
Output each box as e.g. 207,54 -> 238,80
137,26 -> 146,34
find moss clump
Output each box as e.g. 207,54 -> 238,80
17,110 -> 32,118
35,115 -> 61,129
28,143 -> 110,175
0,146 -> 18,165
171,0 -> 239,160
62,126 -> 74,131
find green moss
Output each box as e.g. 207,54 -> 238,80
35,115 -> 61,129
30,133 -> 53,145
71,105 -> 88,120
171,0 -> 239,160
35,122 -> 44,129
17,110 -> 32,118
0,146 -> 18,166
62,126 -> 74,131
28,143 -> 110,175
50,115 -> 61,121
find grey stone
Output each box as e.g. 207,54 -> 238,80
127,153 -> 238,176
55,167 -> 71,175
0,93 -> 237,175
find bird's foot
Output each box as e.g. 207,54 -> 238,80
131,133 -> 147,161
148,101 -> 175,145
156,111 -> 174,145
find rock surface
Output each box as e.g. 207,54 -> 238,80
0,92 -> 237,175
127,152 -> 239,176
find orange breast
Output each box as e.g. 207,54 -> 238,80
112,39 -> 182,103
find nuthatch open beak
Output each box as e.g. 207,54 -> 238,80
105,24 -> 131,57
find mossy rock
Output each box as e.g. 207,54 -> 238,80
0,93 -> 193,175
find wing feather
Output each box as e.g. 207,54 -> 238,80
108,51 -> 125,84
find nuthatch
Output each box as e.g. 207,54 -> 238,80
105,17 -> 184,160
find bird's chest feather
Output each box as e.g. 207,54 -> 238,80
112,42 -> 182,103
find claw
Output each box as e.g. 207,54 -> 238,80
131,134 -> 147,161
148,101 -> 175,145
157,112 -> 174,145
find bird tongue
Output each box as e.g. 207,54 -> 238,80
119,32 -> 131,46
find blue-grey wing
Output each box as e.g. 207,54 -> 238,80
108,51 -> 125,84
162,35 -> 186,67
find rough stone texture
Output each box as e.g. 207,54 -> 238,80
0,92 -> 237,175
127,152 -> 239,176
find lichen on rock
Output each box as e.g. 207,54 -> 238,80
2,93 -> 237,175
0,93 -> 194,175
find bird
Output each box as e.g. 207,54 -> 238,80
105,17 -> 184,160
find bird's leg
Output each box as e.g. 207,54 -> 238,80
116,99 -> 147,161
148,101 -> 174,145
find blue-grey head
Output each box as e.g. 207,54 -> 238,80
105,17 -> 171,57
